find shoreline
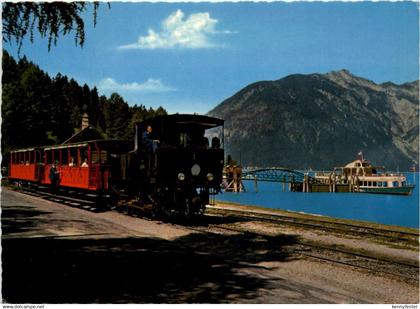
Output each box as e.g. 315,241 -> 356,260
212,199 -> 419,234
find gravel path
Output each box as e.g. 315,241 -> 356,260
1,187 -> 419,303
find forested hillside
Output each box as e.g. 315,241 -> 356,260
1,50 -> 167,155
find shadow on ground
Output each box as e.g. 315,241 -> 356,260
1,205 -> 53,234
2,230 -> 299,303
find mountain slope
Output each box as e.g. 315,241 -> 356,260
208,70 -> 418,170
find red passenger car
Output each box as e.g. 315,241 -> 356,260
9,140 -> 131,193
9,147 -> 42,182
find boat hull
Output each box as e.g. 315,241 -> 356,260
357,186 -> 415,195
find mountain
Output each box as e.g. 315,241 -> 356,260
208,69 -> 419,170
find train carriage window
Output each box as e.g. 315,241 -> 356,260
179,132 -> 190,148
62,149 -> 69,165
92,151 -> 99,164
101,151 -> 107,163
69,148 -> 78,167
91,150 -> 107,164
37,150 -> 44,164
46,151 -> 53,164
80,148 -> 89,167
29,151 -> 34,164
53,149 -> 60,165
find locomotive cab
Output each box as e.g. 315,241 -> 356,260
133,114 -> 224,217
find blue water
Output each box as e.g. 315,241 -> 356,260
217,173 -> 419,229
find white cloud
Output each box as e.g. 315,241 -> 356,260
98,77 -> 176,93
118,9 -> 233,50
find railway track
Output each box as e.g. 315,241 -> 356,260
8,185 -> 419,283
187,221 -> 419,283
206,205 -> 419,247
10,185 -> 103,212
10,183 -> 419,248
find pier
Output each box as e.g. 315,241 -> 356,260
224,167 -> 372,193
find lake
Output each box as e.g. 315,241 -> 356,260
216,173 -> 419,229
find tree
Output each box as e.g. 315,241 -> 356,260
2,2 -> 106,52
104,93 -> 130,139
2,51 -> 168,156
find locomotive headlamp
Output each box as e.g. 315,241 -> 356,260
191,164 -> 201,176
207,173 -> 214,181
178,173 -> 186,181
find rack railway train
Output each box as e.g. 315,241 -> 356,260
6,114 -> 225,217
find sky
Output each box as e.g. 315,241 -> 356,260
4,1 -> 419,114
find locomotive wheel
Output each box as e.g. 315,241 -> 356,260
184,198 -> 192,219
151,203 -> 162,219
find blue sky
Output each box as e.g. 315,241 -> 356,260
4,1 -> 419,114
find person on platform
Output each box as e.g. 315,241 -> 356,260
49,162 -> 60,193
142,125 -> 160,153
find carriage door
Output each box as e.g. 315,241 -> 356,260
87,144 -> 97,189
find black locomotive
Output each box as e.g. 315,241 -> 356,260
110,114 -> 225,217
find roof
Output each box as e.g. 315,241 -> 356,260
45,139 -> 132,151
10,147 -> 37,153
338,159 -> 384,170
136,114 -> 224,130
61,126 -> 103,145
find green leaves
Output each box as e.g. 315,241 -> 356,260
2,2 -> 103,53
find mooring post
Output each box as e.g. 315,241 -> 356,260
302,175 -> 305,192
233,172 -> 238,192
328,173 -> 332,192
254,175 -> 258,193
302,174 -> 308,192
356,176 -> 359,192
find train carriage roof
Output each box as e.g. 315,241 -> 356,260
44,139 -> 132,151
10,147 -> 38,153
136,114 -> 224,130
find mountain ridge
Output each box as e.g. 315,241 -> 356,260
208,70 -> 419,170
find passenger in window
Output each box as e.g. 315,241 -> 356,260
69,157 -> 75,167
81,158 -> 89,167
211,137 -> 220,149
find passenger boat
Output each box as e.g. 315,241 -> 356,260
315,155 -> 415,195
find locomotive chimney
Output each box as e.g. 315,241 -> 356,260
81,113 -> 89,130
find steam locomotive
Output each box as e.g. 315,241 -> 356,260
7,114 -> 225,217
